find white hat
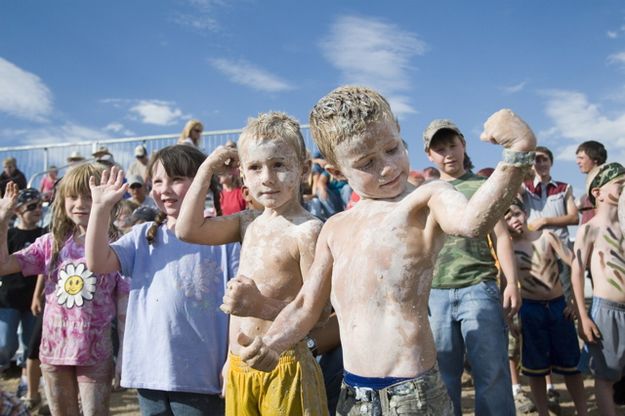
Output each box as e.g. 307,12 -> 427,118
67,151 -> 85,162
92,146 -> 111,158
134,145 -> 147,157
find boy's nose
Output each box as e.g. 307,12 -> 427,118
260,167 -> 275,184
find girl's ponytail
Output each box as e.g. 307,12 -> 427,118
146,211 -> 167,245
210,176 -> 222,217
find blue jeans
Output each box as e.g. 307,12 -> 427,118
137,389 -> 224,416
0,308 -> 37,370
428,281 -> 514,416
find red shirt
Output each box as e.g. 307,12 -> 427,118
220,188 -> 246,215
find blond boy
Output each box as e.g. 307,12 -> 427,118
505,199 -> 587,416
571,162 -> 625,416
176,112 -> 328,416
236,86 -> 536,415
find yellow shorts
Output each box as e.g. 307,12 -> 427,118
226,341 -> 329,416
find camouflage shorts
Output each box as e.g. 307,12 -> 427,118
336,366 -> 454,416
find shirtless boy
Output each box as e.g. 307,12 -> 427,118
237,86 -> 536,415
571,162 -> 625,416
505,199 -> 587,416
175,112 -> 328,416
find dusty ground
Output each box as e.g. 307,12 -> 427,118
1,366 -> 619,415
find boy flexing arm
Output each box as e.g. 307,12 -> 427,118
238,87 -> 535,415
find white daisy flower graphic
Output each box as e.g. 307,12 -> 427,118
55,262 -> 97,308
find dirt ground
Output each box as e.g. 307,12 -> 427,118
1,367 -> 620,415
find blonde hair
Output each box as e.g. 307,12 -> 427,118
49,163 -> 119,271
309,85 -> 398,165
178,119 -> 204,146
238,112 -> 307,164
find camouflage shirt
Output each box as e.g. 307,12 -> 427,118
432,172 -> 498,289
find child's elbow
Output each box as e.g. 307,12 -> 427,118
174,224 -> 193,242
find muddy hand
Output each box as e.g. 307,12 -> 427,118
480,109 -> 536,152
238,332 -> 279,372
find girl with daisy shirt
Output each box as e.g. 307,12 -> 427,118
0,163 -> 129,416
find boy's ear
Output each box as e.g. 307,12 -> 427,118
325,163 -> 346,181
591,187 -> 601,201
426,151 -> 435,164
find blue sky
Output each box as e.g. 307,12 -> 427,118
2,0 -> 625,199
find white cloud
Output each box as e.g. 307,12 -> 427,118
320,15 -> 427,117
0,57 -> 53,121
210,58 -> 294,92
0,123 -> 108,147
172,0 -> 233,33
129,100 -> 184,126
500,81 -> 527,94
608,51 -> 625,68
104,122 -> 135,136
541,89 -> 625,161
173,13 -> 219,32
607,31 -> 618,39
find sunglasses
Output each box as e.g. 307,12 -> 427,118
23,202 -> 42,212
192,128 -> 203,133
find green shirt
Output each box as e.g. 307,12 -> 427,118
432,172 -> 498,289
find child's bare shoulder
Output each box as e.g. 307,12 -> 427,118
239,209 -> 262,237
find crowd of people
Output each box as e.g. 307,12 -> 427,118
0,85 -> 623,416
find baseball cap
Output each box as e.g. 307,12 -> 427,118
134,145 -> 147,157
423,119 -> 464,151
16,188 -> 42,208
128,175 -> 144,188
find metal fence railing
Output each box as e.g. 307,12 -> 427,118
0,126 -> 314,189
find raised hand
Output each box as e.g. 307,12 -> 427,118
89,166 -> 127,208
0,182 -> 19,224
480,109 -> 537,152
203,145 -> 239,176
238,332 -> 280,372
220,275 -> 263,317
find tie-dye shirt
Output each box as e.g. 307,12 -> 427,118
13,233 -> 128,366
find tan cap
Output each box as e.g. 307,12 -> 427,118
67,151 -> 85,162
423,119 -> 464,151
92,146 -> 111,158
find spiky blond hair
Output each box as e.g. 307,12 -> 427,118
309,86 -> 398,165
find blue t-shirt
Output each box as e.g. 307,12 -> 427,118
111,222 -> 240,394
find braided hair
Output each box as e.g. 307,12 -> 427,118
145,145 -> 222,245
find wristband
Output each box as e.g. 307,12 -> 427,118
502,149 -> 535,167
304,335 -> 318,356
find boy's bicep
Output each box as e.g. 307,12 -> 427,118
302,226 -> 334,309
429,185 -> 469,236
298,221 -> 323,282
